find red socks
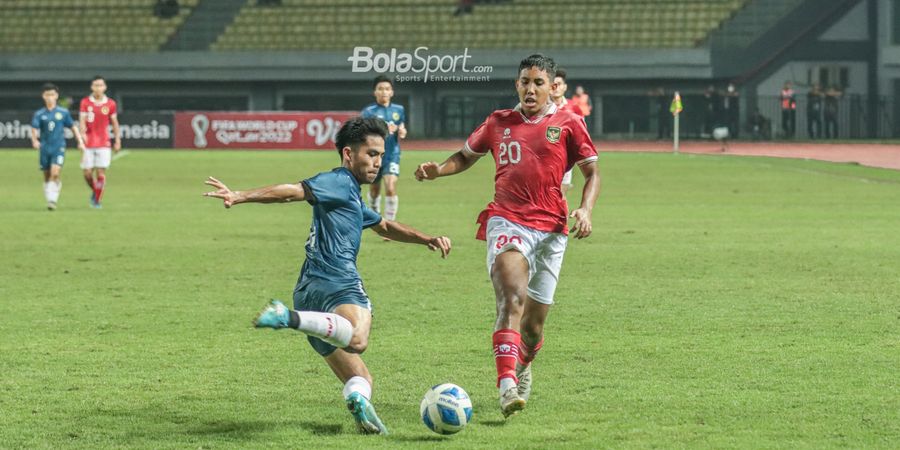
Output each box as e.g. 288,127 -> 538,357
94,174 -> 106,203
519,336 -> 544,366
493,329 -> 520,387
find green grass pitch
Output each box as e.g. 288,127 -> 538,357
1,149 -> 898,449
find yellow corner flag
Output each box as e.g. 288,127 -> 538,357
670,91 -> 683,116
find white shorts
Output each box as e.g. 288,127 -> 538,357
562,169 -> 574,186
81,148 -> 111,169
485,216 -> 567,305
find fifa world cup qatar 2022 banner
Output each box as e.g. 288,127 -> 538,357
174,112 -> 358,150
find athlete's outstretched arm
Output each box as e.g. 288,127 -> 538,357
203,176 -> 306,208
414,149 -> 480,181
371,219 -> 452,258
569,161 -> 601,239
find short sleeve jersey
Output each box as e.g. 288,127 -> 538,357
31,106 -> 74,152
464,102 -> 598,238
361,102 -> 405,156
298,167 -> 383,289
79,96 -> 117,148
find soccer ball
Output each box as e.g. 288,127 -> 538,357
420,383 -> 473,435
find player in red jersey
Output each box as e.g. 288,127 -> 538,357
550,68 -> 584,193
415,54 -> 600,417
79,76 -> 121,208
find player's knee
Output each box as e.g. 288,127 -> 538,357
345,332 -> 369,354
345,340 -> 368,354
496,293 -> 524,318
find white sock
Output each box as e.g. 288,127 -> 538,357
48,181 -> 61,203
384,195 -> 398,221
368,194 -> 381,214
342,376 -> 372,400
499,377 -> 517,393
295,311 -> 353,348
43,182 -> 51,202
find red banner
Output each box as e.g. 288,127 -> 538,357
174,111 -> 357,150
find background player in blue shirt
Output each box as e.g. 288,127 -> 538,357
203,117 -> 450,435
361,75 -> 406,224
30,83 -> 85,210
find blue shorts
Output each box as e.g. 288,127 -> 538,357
373,151 -> 400,183
39,148 -> 66,171
293,278 -> 371,356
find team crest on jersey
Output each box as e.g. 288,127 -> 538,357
101,106 -> 109,114
54,112 -> 63,120
392,111 -> 400,121
546,126 -> 561,143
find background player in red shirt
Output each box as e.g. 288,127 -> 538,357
79,76 -> 121,208
415,54 -> 601,418
551,68 -> 584,194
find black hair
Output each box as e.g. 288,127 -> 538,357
518,54 -> 557,79
92,75 -> 105,83
373,75 -> 393,89
335,116 -> 388,156
41,83 -> 59,94
555,68 -> 567,82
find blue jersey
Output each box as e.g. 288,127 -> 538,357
31,107 -> 74,152
361,102 -> 405,156
298,167 -> 383,291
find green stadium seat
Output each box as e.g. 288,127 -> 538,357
0,0 -> 195,53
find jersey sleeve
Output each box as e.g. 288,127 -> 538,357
361,203 -> 382,229
79,98 -> 89,113
463,114 -> 492,157
399,105 -> 407,125
31,111 -> 40,129
360,106 -> 373,118
567,117 -> 598,167
301,171 -> 350,209
109,100 -> 118,116
63,110 -> 75,128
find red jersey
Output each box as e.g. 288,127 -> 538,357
464,102 -> 598,239
79,96 -> 117,148
560,98 -> 584,116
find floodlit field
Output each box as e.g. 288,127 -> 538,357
1,149 -> 899,449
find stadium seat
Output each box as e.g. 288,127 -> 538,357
210,0 -> 749,51
0,0 -> 198,53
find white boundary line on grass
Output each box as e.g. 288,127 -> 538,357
112,150 -> 130,161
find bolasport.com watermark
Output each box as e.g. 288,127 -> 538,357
348,47 -> 493,83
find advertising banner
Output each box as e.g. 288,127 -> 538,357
173,111 -> 357,150
0,111 -> 173,148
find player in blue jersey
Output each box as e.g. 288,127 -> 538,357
361,75 -> 407,222
203,117 -> 450,435
30,83 -> 85,210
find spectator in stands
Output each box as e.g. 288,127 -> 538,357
453,0 -> 474,16
749,108 -> 770,141
806,83 -> 823,139
702,85 -> 720,137
723,82 -> 740,139
650,87 -> 670,140
154,0 -> 179,19
780,81 -> 797,139
824,85 -> 843,139
571,85 -> 592,131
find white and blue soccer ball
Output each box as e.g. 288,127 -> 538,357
420,383 -> 473,435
